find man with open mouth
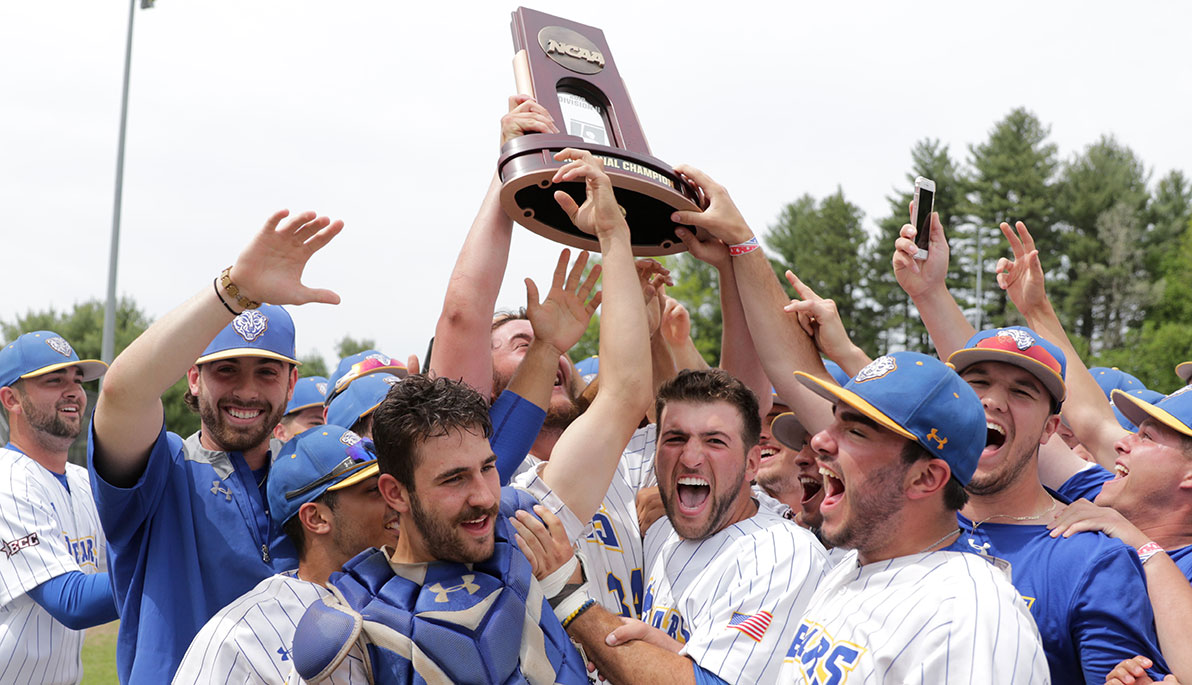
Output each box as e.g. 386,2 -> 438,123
777,351 -> 1048,683
892,216 -> 1173,683
0,331 -> 115,684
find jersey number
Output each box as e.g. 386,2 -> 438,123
606,569 -> 643,618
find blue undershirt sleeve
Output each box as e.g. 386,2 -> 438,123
27,570 -> 119,630
691,660 -> 731,685
490,389 -> 546,485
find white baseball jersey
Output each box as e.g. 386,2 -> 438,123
0,445 -> 107,685
513,424 -> 656,620
779,549 -> 1050,684
641,507 -> 830,684
173,570 -> 368,684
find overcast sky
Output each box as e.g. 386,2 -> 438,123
4,0 -> 1190,368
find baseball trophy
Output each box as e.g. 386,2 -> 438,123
498,7 -> 703,256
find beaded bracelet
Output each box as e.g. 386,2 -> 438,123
562,598 -> 596,629
219,266 -> 261,311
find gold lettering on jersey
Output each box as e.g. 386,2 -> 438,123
544,39 -> 605,67
786,620 -> 866,685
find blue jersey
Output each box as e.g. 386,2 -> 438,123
952,512 -> 1168,684
89,426 -> 298,684
1056,464 -> 1113,503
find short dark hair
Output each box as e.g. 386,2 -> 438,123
371,375 -> 493,490
655,369 -> 761,450
492,308 -> 529,332
899,441 -> 969,511
280,488 -> 339,559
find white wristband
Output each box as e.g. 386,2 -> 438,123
539,554 -> 579,599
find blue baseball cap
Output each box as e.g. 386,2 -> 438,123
326,350 -> 407,404
267,425 -> 379,526
948,326 -> 1067,405
1176,361 -> 1192,384
795,351 -> 987,486
0,331 -> 107,388
196,305 -> 300,366
575,356 -> 599,384
326,372 -> 401,429
770,411 -> 808,450
1089,367 -> 1145,399
285,376 -> 329,416
1110,388 -> 1164,431
1113,385 -> 1192,438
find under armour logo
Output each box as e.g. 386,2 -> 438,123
210,480 -> 232,501
428,574 -> 480,602
925,428 -> 948,449
968,538 -> 992,557
277,645 -> 292,662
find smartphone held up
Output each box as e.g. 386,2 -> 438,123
911,176 -> 935,261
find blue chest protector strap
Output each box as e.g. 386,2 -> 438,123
293,488 -> 588,685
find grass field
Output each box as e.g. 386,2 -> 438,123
81,620 -> 119,684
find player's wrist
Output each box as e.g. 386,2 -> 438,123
1136,541 -> 1165,565
219,266 -> 262,312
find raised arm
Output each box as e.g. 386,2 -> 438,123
892,210 -> 976,358
429,96 -> 559,396
672,165 -> 832,434
660,296 -> 709,372
783,271 -> 872,377
92,210 -> 341,485
508,249 -> 601,411
995,221 -> 1127,466
681,233 -> 773,418
540,149 -> 653,523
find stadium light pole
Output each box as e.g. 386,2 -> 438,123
101,0 -> 155,368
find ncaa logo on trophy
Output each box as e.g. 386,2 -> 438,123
498,7 -> 705,256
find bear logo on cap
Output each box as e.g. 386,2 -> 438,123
997,328 -> 1036,351
855,355 -> 897,383
339,430 -> 362,447
316,382 -> 328,395
46,337 -> 73,357
232,310 -> 269,343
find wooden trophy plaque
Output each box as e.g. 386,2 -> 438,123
498,7 -> 703,256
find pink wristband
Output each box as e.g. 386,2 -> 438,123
1137,541 -> 1164,564
728,237 -> 760,257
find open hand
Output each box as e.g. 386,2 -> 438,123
526,249 -> 602,356
228,209 -> 342,306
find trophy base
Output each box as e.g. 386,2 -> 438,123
498,134 -> 704,257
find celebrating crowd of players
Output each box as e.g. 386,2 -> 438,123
2,95 -> 1191,685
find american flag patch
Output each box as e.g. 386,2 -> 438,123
727,610 -> 773,641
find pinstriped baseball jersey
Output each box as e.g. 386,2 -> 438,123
0,446 -> 107,685
513,424 -> 656,620
779,549 -> 1050,684
173,570 -> 367,684
641,508 -> 830,684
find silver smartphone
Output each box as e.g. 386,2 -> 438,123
912,176 -> 936,261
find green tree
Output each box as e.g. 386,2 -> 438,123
298,352 -> 330,378
334,335 -> 377,360
765,189 -> 875,352
872,139 -> 967,353
1144,170 -> 1192,284
1052,135 -> 1150,349
963,108 -> 1060,330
